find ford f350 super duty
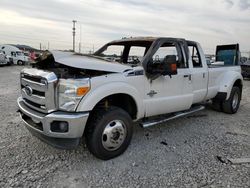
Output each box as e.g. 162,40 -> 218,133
17,37 -> 243,160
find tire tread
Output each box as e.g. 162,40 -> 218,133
222,86 -> 241,114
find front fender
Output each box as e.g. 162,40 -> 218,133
216,71 -> 243,100
76,82 -> 144,119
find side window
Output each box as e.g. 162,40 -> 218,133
189,45 -> 202,67
152,43 -> 186,68
128,46 -> 146,64
153,46 -> 178,60
11,52 -> 16,57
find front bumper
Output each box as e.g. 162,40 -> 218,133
17,97 -> 89,149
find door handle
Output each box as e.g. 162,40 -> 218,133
184,74 -> 191,80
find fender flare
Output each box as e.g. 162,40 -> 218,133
216,71 -> 243,100
76,82 -> 144,119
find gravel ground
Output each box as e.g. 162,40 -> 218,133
0,65 -> 249,188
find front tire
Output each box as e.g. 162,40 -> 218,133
222,87 -> 241,114
85,106 -> 133,160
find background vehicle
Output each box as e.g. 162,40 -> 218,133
0,44 -> 30,65
241,60 -> 250,78
240,54 -> 250,79
0,51 -> 8,66
17,37 -> 243,160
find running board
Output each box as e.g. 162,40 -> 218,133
141,105 -> 205,128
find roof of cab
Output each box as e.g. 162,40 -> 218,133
108,37 -> 187,45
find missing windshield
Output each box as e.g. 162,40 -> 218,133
94,40 -> 153,66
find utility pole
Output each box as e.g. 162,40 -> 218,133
79,24 -> 82,53
72,20 -> 77,52
39,43 -> 42,51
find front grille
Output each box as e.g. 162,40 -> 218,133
21,85 -> 45,96
32,90 -> 45,97
23,74 -> 42,83
20,68 -> 57,113
24,98 -> 45,109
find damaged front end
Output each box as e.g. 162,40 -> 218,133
17,51 -> 94,148
17,50 -> 131,149
33,51 -> 114,79
30,51 -> 115,112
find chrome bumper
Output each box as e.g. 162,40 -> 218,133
17,97 -> 89,139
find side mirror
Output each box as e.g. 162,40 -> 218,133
146,55 -> 177,77
162,55 -> 177,76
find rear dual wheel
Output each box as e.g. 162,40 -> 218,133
222,87 -> 241,114
212,86 -> 241,114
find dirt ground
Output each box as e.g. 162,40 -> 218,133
0,65 -> 249,187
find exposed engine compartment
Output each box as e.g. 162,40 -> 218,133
33,51 -> 113,79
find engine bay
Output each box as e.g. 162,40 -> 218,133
33,51 -> 113,79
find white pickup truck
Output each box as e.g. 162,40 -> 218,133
17,37 -> 243,160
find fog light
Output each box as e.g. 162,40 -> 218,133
51,121 -> 69,133
59,122 -> 68,132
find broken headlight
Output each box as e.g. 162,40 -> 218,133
58,78 -> 90,111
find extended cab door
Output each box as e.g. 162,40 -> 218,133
188,42 -> 208,103
144,40 -> 193,117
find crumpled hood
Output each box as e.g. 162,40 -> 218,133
50,50 -> 132,73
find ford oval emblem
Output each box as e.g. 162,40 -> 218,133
25,85 -> 33,96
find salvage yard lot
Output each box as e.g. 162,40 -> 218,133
0,66 -> 249,187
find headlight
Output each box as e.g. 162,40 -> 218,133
58,78 -> 90,111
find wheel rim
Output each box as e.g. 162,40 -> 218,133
232,92 -> 239,110
102,120 -> 127,151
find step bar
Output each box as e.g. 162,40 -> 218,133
141,105 -> 205,128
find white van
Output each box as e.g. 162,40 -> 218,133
0,45 -> 30,65
0,51 -> 8,65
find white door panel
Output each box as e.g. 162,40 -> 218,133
191,68 -> 208,103
145,69 -> 193,117
188,43 -> 208,104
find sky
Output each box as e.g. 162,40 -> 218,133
0,0 -> 249,54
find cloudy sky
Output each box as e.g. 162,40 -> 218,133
0,0 -> 249,54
